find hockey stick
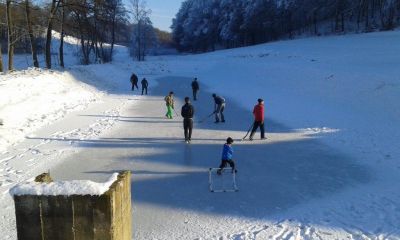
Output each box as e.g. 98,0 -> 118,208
198,112 -> 215,123
173,108 -> 179,117
241,122 -> 254,141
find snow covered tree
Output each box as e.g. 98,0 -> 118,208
171,0 -> 400,52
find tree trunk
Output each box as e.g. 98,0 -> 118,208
341,12 -> 345,32
313,9 -> 318,35
357,0 -> 363,30
110,13 -> 116,62
25,0 -> 39,68
59,0 -> 65,68
45,0 -> 60,69
137,20 -> 141,61
6,0 -> 14,71
0,42 -> 3,72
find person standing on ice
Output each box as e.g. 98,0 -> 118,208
130,73 -> 139,91
141,78 -> 148,95
249,98 -> 266,141
164,91 -> 175,119
191,78 -> 199,101
212,93 -> 225,123
217,137 -> 236,174
181,97 -> 195,143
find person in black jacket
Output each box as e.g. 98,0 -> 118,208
141,78 -> 148,95
130,73 -> 139,91
212,93 -> 225,123
191,78 -> 199,101
181,97 -> 195,143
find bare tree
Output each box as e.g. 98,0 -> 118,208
107,0 -> 125,61
25,0 -> 39,67
6,0 -> 14,71
130,0 -> 151,61
45,0 -> 61,69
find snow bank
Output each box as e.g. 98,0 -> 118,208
0,68 -> 100,151
10,173 -> 118,196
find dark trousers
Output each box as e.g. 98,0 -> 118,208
215,103 -> 225,122
250,121 -> 265,139
192,89 -> 198,100
183,118 -> 193,140
131,82 -> 138,91
219,159 -> 235,171
141,87 -> 148,95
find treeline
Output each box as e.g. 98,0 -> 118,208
171,0 -> 400,52
0,0 -> 173,73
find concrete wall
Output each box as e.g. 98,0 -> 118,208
13,171 -> 132,240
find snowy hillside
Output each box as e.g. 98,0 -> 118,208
1,30 -> 400,239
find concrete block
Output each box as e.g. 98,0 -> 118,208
13,171 -> 132,240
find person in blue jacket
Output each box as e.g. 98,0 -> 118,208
217,137 -> 236,174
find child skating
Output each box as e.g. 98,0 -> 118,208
217,137 -> 237,175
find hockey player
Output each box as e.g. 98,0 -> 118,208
217,137 -> 236,175
141,78 -> 149,95
191,78 -> 199,101
164,91 -> 175,119
181,97 -> 194,143
130,73 -> 139,91
249,98 -> 266,141
212,93 -> 225,123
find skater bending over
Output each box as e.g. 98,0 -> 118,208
217,137 -> 236,174
249,98 -> 266,141
212,93 -> 225,123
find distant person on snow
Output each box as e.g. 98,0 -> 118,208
191,78 -> 199,101
164,91 -> 175,119
249,98 -> 266,141
130,73 -> 139,91
141,78 -> 148,95
181,97 -> 195,143
217,137 -> 236,175
212,93 -> 225,123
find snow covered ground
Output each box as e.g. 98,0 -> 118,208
1,30 -> 400,239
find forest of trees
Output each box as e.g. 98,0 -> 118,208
0,0 -> 173,72
171,0 -> 400,52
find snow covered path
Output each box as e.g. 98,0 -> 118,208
43,77 -> 393,239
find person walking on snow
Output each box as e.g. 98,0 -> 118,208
249,98 -> 266,141
164,91 -> 175,119
181,97 -> 195,143
191,78 -> 199,101
130,73 -> 139,91
217,137 -> 236,175
141,78 -> 148,95
212,93 -> 225,123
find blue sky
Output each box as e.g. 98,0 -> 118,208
124,0 -> 184,32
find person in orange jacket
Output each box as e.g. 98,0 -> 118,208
249,98 -> 266,141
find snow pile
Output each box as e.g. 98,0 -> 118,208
0,68 -> 100,151
10,173 -> 118,196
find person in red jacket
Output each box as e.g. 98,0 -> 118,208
249,98 -> 266,141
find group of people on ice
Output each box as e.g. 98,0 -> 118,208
130,73 -> 149,95
130,73 -> 266,175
